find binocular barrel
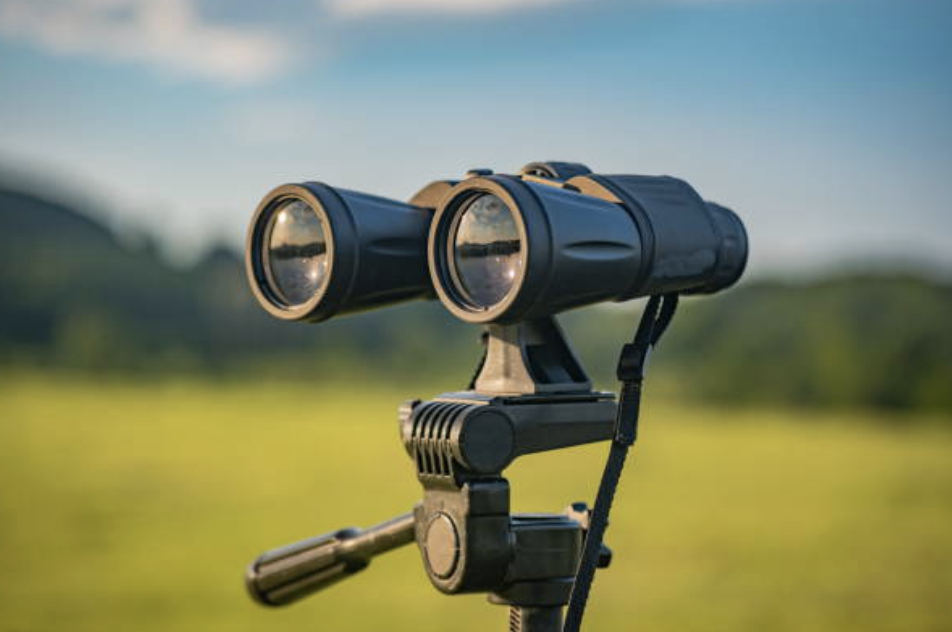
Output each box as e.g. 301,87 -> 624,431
246,512 -> 415,606
246,183 -> 435,323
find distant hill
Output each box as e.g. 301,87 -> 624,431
1,185 -> 950,417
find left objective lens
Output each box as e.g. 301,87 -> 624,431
247,182 -> 436,323
265,198 -> 328,307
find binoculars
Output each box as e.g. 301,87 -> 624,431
245,161 -> 748,325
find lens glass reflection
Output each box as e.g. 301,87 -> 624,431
266,198 -> 328,306
453,194 -> 523,308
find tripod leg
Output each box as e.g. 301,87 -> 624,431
508,606 -> 563,632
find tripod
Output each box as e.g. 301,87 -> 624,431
245,306 -> 673,632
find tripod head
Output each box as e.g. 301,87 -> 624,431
246,317 -> 620,630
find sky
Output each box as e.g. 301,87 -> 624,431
0,0 -> 950,274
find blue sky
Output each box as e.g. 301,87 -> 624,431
0,0 -> 950,274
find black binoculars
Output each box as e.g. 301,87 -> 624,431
245,161 -> 748,325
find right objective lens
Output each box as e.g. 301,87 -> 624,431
452,193 -> 523,309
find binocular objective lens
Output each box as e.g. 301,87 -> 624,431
453,194 -> 523,309
266,198 -> 329,307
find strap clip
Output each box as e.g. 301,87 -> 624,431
616,343 -> 650,382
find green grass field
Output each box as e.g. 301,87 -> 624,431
1,375 -> 951,632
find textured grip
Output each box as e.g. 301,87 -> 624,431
246,512 -> 415,606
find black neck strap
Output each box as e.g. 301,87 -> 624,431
563,293 -> 679,632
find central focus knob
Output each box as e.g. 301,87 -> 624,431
424,513 -> 460,578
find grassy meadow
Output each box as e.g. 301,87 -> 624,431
1,374 -> 951,632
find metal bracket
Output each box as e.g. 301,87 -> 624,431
473,317 -> 592,396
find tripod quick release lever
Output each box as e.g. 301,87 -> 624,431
245,512 -> 415,606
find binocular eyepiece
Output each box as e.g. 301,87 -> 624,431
245,162 -> 748,324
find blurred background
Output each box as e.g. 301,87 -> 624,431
1,0 -> 951,631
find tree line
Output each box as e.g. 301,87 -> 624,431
2,186 -> 950,418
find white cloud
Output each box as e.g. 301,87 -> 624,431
324,0 -> 763,19
325,0 -> 574,18
0,0 -> 293,84
0,0 -> 762,81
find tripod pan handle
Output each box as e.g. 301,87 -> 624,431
245,511 -> 415,606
